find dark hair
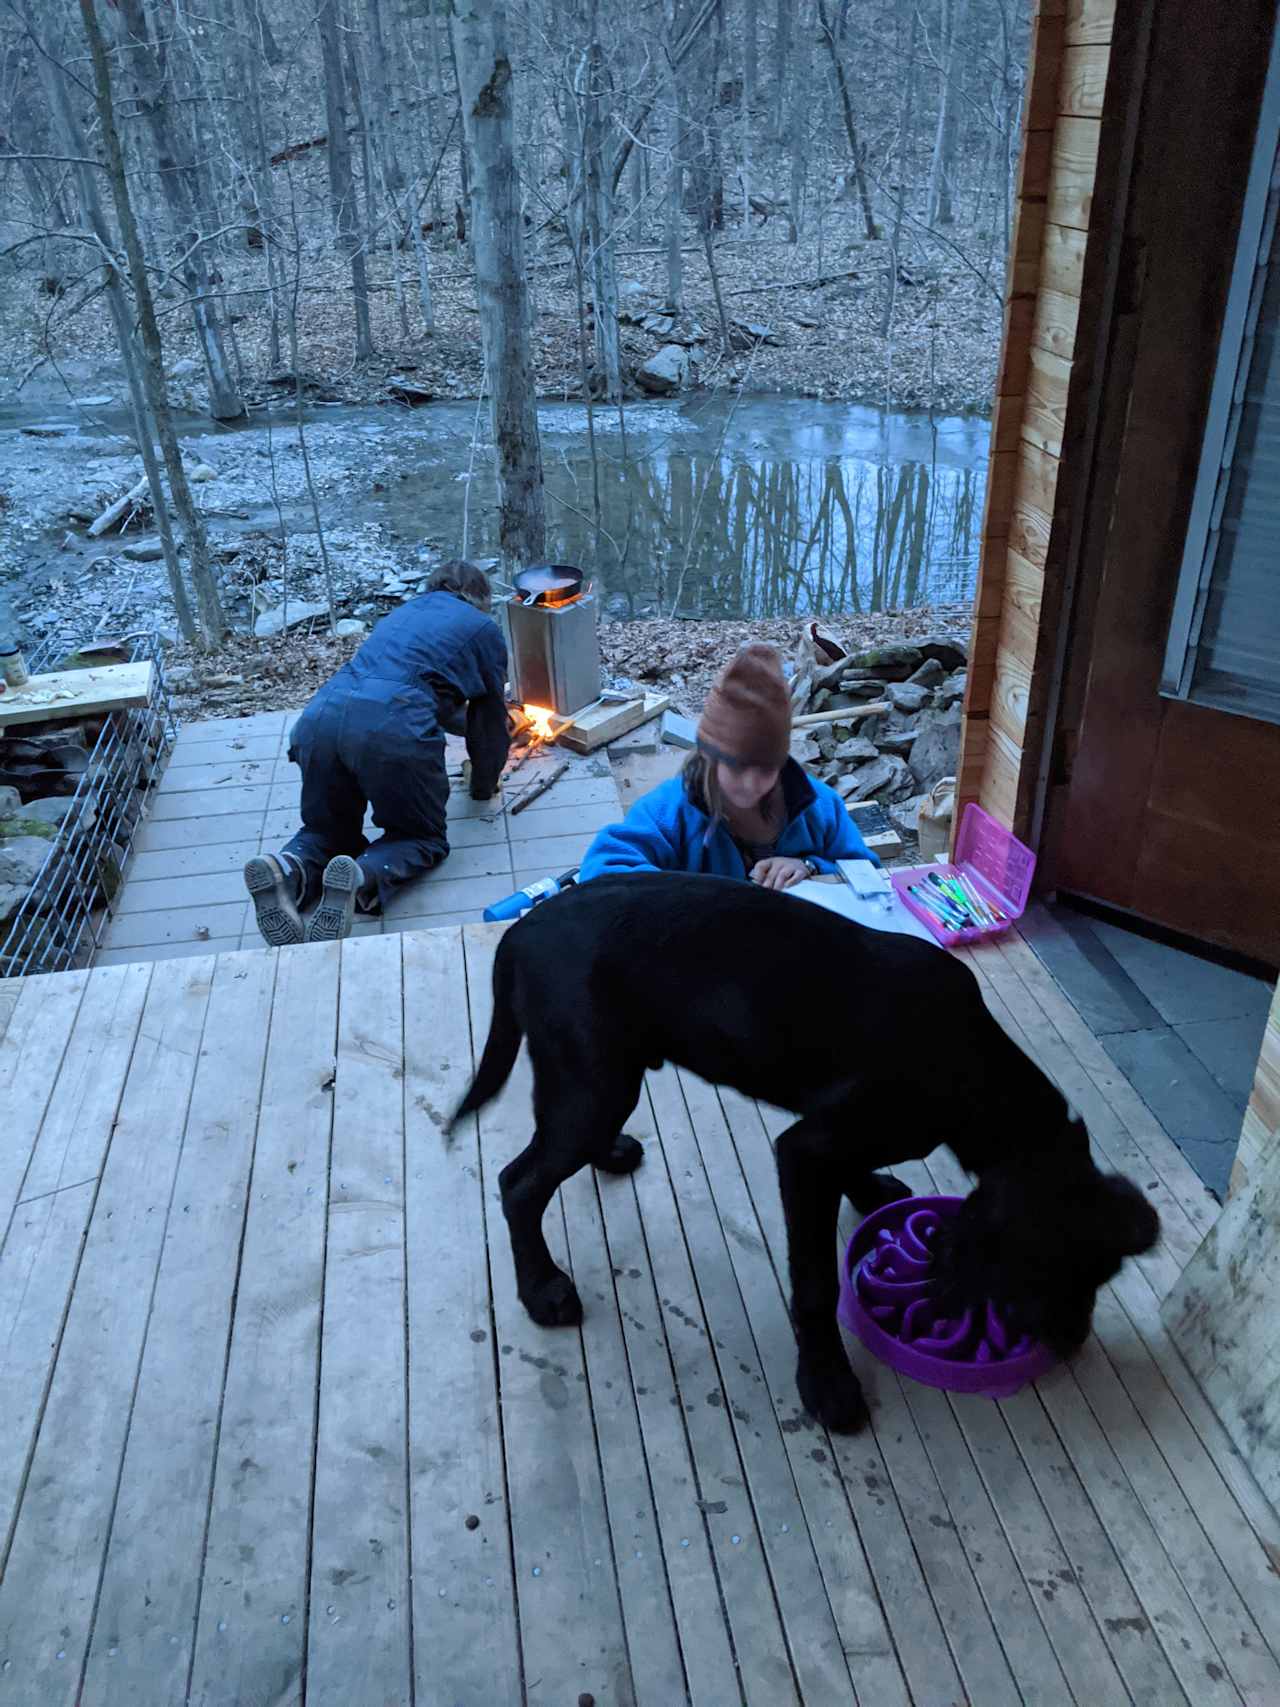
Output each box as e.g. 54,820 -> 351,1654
427,559 -> 493,611
683,748 -> 781,829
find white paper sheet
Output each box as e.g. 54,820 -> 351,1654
783,878 -> 941,944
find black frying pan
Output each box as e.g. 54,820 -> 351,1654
511,563 -> 583,604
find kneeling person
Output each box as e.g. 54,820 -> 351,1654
245,559 -> 508,946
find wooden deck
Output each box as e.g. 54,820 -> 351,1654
1,923 -> 1278,1706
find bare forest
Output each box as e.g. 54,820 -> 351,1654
0,0 -> 1028,659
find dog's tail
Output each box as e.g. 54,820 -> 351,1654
445,948 -> 523,1143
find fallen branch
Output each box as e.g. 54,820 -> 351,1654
509,759 -> 570,816
723,268 -> 860,298
87,473 -> 150,537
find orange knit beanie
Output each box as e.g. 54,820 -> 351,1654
697,644 -> 792,768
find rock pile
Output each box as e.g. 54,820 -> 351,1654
784,626 -> 968,846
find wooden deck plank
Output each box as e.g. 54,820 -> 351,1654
661,1071 -> 868,1704
633,1070 -> 799,1707
704,1088 -> 922,1707
1068,1330 -> 1280,1702
0,969 -> 90,1240
462,924 -> 634,1707
749,1105 -> 992,1707
0,985 -> 18,1042
14,962 -> 152,1207
402,927 -> 522,1707
903,1383 -> 1085,1704
187,941 -> 340,1707
0,1182 -> 96,1564
81,951 -> 278,1703
559,1166 -> 692,1706
0,963 -> 150,1570
306,933 -> 412,1707
589,1088 -> 749,1707
0,956 -> 216,1700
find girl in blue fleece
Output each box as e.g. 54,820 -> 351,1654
579,643 -> 876,888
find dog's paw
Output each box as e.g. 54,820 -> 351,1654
594,1133 -> 645,1176
846,1172 -> 913,1215
524,1270 -> 584,1328
796,1354 -> 870,1434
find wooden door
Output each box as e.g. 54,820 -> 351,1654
1039,0 -> 1280,965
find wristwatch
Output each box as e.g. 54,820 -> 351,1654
803,858 -> 819,878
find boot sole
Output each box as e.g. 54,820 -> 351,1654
244,855 -> 303,947
306,854 -> 360,944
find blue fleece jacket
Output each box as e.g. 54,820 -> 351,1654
578,758 -> 878,882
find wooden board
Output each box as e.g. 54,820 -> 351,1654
552,691 -> 671,753
0,660 -> 153,728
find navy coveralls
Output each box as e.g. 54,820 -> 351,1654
281,590 -> 509,908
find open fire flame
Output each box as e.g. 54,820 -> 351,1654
523,703 -> 558,742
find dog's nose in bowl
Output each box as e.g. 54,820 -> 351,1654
838,1195 -> 1059,1399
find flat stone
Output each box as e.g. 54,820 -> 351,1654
74,395 -> 114,408
839,754 -> 912,804
889,794 -> 927,838
833,735 -> 878,764
876,728 -> 918,757
188,462 -> 218,482
914,634 -> 968,671
0,835 -> 55,886
847,643 -> 922,681
909,702 -> 962,791
253,597 -> 329,638
939,669 -> 967,708
0,786 -> 19,815
18,795 -> 90,830
636,343 -> 691,395
661,710 -> 697,749
334,618 -> 367,638
887,682 -> 931,714
907,657 -> 946,688
0,882 -> 25,924
21,422 -> 75,438
122,537 -> 165,562
168,357 -> 199,377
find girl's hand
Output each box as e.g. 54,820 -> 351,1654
750,856 -> 810,891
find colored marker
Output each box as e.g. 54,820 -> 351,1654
909,884 -> 963,930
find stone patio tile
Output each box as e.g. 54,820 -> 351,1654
98,899 -> 250,950
134,810 -> 267,854
171,710 -> 289,748
508,829 -> 600,869
166,733 -> 282,768
149,782 -> 273,821
156,757 -> 276,795
94,935 -> 243,967
502,800 -> 619,840
126,840 -> 263,884
381,872 -> 512,920
114,869 -> 249,915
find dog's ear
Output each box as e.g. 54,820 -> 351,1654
1092,1172 -> 1161,1259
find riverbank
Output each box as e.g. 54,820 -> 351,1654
162,603 -> 974,724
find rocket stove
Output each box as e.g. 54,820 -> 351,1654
502,565 -> 601,718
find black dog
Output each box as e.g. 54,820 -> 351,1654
449,873 -> 1160,1433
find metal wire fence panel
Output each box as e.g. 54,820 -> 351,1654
0,633 -> 175,978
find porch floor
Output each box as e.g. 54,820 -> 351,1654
95,709 -> 623,964
2,923 -> 1278,1706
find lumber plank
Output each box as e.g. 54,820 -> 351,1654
306,933 -> 412,1707
81,950 -> 277,1702
1065,0 -> 1113,47
1059,43 -> 1109,118
589,1085 -> 747,1707
401,926 -> 522,1707
0,963 -> 150,1558
0,969 -> 89,1242
553,691 -> 671,753
1032,286 -> 1082,359
1022,343 -> 1072,458
631,1071 -> 801,1706
751,1102 -> 1014,1707
1047,117 -> 1102,230
1068,1329 -> 1280,1700
461,923 -> 634,1706
0,985 -> 17,1043
1039,221 -> 1089,298
559,1164 -> 691,1705
0,955 -> 216,1697
17,961 -> 152,1204
0,660 -> 153,728
187,940 -> 340,1707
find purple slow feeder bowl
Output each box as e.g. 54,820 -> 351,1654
837,1195 -> 1058,1399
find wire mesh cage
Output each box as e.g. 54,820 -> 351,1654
0,632 -> 175,979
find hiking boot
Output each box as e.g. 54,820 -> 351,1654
244,854 -> 303,947
306,854 -> 361,943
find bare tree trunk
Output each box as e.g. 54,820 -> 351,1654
883,9 -> 919,336
364,0 -> 403,194
928,0 -> 966,227
318,0 -> 374,357
450,0 -> 546,569
79,0 -> 224,642
773,0 -> 791,142
816,0 -> 877,240
583,33 -> 621,400
788,0 -> 810,240
112,0 -> 245,420
740,0 -> 756,220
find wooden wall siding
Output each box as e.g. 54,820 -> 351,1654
958,0 -> 1113,837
